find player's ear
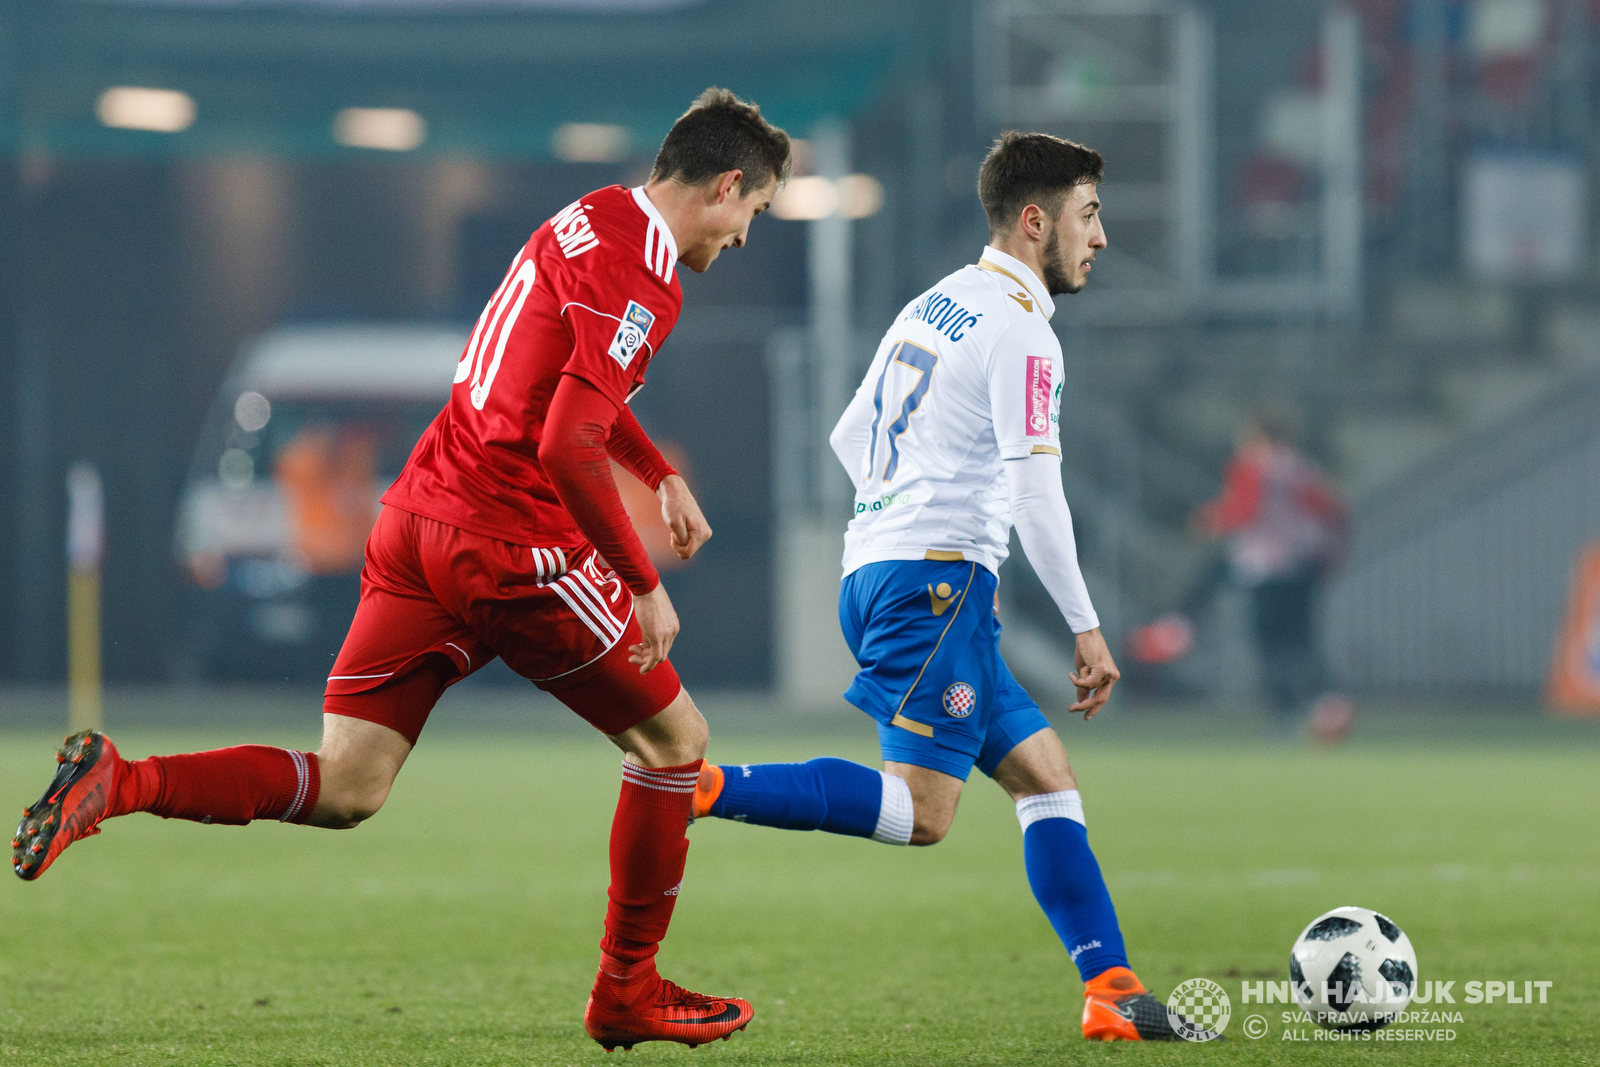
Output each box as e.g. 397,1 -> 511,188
1020,203 -> 1045,241
713,169 -> 743,205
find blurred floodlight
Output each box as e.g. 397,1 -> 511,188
97,87 -> 195,133
1469,0 -> 1546,59
1258,90 -> 1324,165
771,175 -> 840,220
234,392 -> 272,433
837,174 -> 884,219
218,448 -> 255,489
553,123 -> 631,162
770,174 -> 881,220
333,108 -> 427,152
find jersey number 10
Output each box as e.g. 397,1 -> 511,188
457,256 -> 538,410
867,340 -> 939,483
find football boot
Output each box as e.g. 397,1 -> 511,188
1082,966 -> 1219,1041
584,953 -> 753,1051
689,763 -> 724,820
13,730 -> 119,881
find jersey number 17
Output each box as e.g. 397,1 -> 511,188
867,340 -> 939,483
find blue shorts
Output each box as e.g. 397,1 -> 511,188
839,559 -> 1052,781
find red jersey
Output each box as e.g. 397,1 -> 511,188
384,185 -> 683,552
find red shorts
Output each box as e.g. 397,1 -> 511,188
324,505 -> 681,744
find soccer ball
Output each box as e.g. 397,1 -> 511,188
1289,906 -> 1417,1030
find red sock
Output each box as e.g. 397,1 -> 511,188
111,746 -> 320,825
599,759 -> 701,980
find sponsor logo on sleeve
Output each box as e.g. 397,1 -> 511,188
1025,355 -> 1052,437
608,300 -> 655,369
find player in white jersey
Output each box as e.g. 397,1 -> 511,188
688,133 -> 1211,1042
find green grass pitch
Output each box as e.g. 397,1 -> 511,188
1,698 -> 1596,1065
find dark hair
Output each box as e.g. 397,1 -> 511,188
650,87 -> 792,196
978,131 -> 1104,234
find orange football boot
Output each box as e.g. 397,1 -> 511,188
13,730 -> 120,881
583,953 -> 753,1051
689,763 -> 724,820
1082,966 -> 1194,1041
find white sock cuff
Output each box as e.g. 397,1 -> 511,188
872,772 -> 914,845
1016,789 -> 1084,831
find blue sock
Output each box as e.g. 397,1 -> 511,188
1019,792 -> 1130,983
708,758 -> 900,840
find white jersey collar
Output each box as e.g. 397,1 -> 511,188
978,245 -> 1055,321
632,186 -> 679,279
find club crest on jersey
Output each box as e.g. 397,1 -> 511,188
942,682 -> 977,718
1025,355 -> 1052,437
608,300 -> 655,369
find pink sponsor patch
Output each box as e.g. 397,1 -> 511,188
1025,355 -> 1052,437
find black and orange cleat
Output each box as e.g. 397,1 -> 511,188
584,954 -> 753,1051
689,763 -> 724,821
12,730 -> 119,882
1082,966 -> 1215,1041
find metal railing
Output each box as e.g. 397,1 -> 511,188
1325,368 -> 1600,695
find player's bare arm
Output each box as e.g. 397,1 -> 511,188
657,473 -> 712,559
1070,627 -> 1119,719
629,584 -> 681,674
626,480 -> 703,667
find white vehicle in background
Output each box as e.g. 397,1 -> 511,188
175,324 -> 465,681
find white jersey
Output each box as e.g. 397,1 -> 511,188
833,246 -> 1065,578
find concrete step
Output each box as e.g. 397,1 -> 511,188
1438,364 -> 1561,430
1331,413 -> 1454,496
1544,305 -> 1600,370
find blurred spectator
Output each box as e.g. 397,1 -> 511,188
1195,406 -> 1350,739
275,426 -> 380,575
1130,406 -> 1352,741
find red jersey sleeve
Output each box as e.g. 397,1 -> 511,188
608,405 -> 678,491
539,374 -> 660,594
555,257 -> 680,409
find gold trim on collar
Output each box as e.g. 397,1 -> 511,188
977,259 -> 1047,319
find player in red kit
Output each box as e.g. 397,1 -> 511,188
12,88 -> 791,1052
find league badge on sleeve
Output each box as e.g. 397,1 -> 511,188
608,300 -> 656,369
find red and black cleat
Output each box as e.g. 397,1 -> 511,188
584,955 -> 753,1051
12,730 -> 119,881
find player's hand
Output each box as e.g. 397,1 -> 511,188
657,474 -> 713,560
1069,627 -> 1119,719
630,583 -> 680,673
